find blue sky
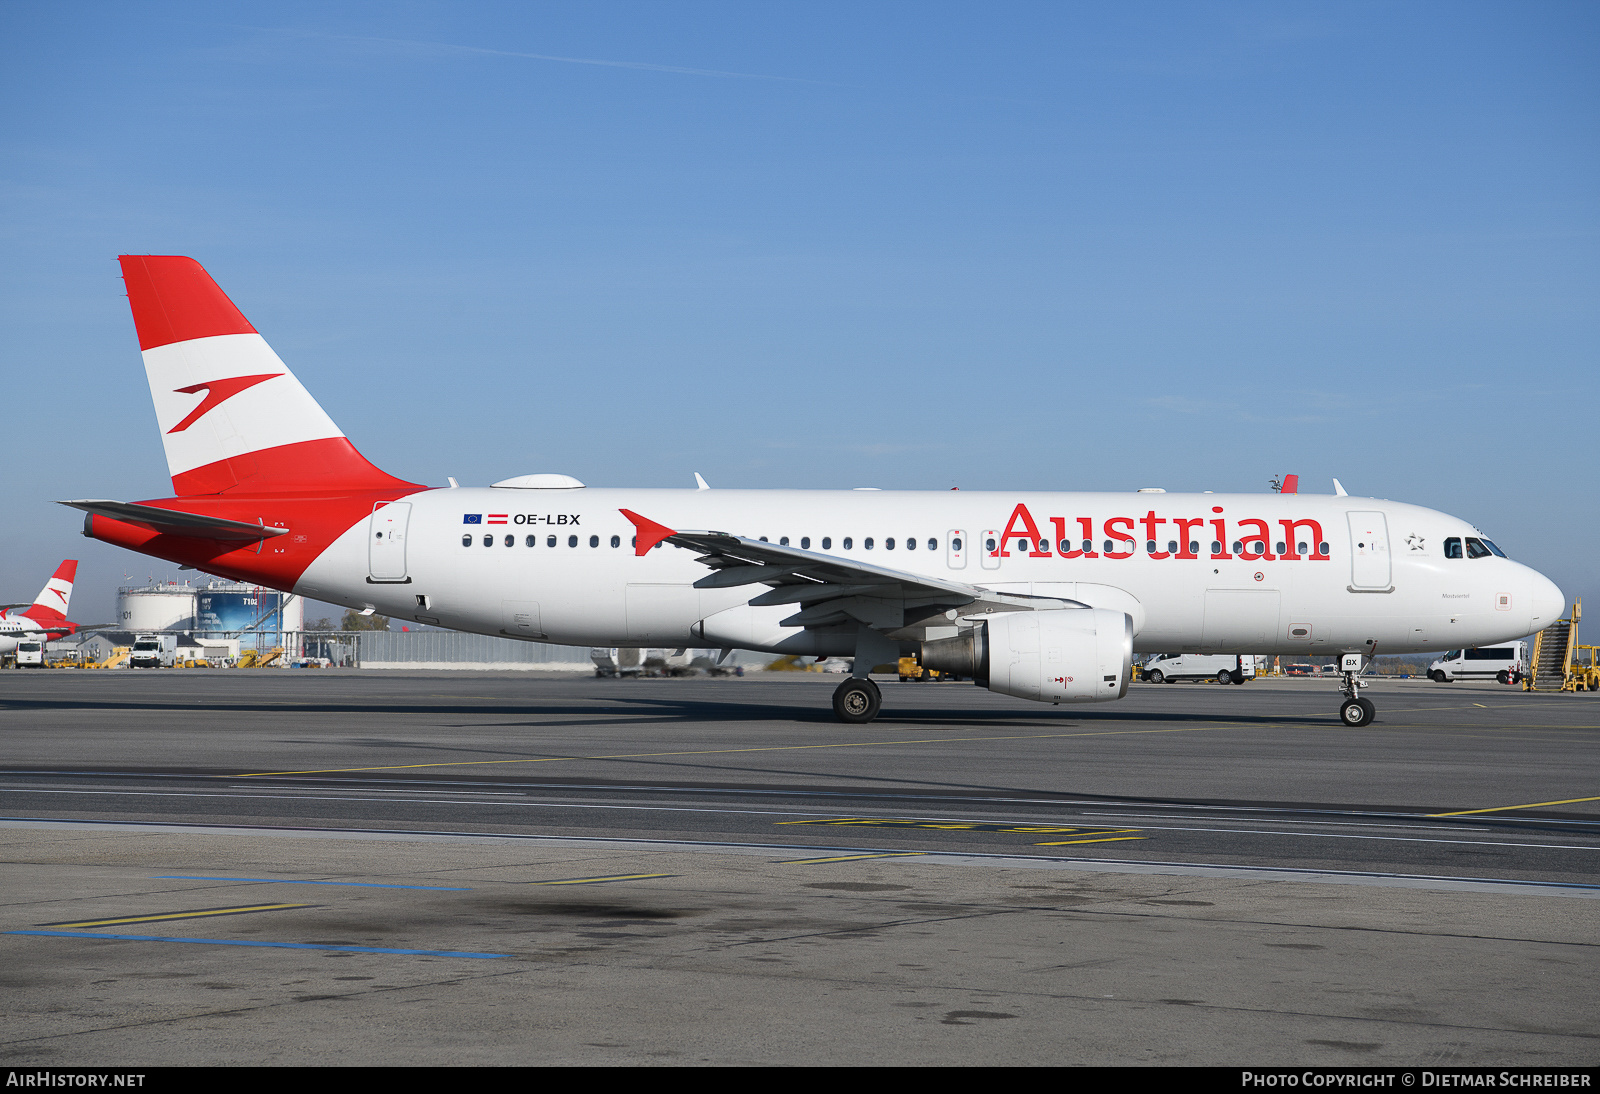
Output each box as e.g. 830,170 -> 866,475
2,1 -> 1596,622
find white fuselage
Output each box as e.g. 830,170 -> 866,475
0,614 -> 51,657
292,487 -> 1564,657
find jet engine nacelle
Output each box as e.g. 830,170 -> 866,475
921,608 -> 1133,704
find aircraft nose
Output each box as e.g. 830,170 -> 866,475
1526,570 -> 1565,632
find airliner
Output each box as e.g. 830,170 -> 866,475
64,256 -> 1564,726
0,561 -> 83,657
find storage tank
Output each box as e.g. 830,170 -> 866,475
117,583 -> 198,631
195,583 -> 302,635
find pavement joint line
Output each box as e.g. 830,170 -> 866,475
1033,836 -> 1147,845
38,903 -> 315,929
153,875 -> 472,890
521,873 -> 676,886
775,853 -> 927,863
4,817 -> 1596,896
3,930 -> 507,958
229,724 -> 1247,777
1429,795 -> 1600,817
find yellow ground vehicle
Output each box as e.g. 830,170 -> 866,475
898,656 -> 952,682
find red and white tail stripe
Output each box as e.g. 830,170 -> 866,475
120,256 -> 411,496
22,560 -> 76,622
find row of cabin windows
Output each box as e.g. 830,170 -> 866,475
463,534 -> 636,548
762,536 -> 940,552
999,537 -> 1331,557
460,531 -> 1334,557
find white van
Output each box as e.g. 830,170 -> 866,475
1429,643 -> 1526,684
15,640 -> 45,668
1142,653 -> 1256,685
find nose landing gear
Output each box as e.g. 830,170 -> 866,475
1336,652 -> 1376,727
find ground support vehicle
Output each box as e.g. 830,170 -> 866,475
129,633 -> 178,668
1142,653 -> 1256,685
1428,641 -> 1527,684
897,655 -> 953,681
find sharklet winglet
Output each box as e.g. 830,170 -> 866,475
619,509 -> 676,556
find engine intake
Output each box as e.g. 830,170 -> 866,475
921,608 -> 1132,703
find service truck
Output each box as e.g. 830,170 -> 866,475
129,633 -> 178,669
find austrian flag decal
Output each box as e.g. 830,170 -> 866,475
487,514 -> 509,524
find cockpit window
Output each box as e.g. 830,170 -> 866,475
1444,537 -> 1462,559
1482,539 -> 1507,558
1465,537 -> 1492,559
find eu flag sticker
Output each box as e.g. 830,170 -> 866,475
463,514 -> 483,524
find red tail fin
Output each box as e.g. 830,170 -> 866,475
120,256 -> 418,496
22,560 -> 76,621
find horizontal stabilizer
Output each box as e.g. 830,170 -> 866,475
59,500 -> 289,541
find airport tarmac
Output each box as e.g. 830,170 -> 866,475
1,671 -> 1596,1065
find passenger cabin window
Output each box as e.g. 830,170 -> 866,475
1465,537 -> 1492,559
526,535 -> 537,547
505,535 -> 514,547
547,535 -> 557,548
885,538 -> 895,550
568,535 -> 578,548
801,537 -> 810,549
905,537 -> 915,550
843,537 -> 852,550
611,535 -> 620,548
1445,537 -> 1463,559
865,537 -> 874,550
928,538 -> 937,551
822,537 -> 832,550
462,534 -> 472,547
590,535 -> 599,547
483,534 -> 493,547
779,537 -> 789,546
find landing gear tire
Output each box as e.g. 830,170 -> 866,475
1145,670 -> 1164,685
1216,670 -> 1232,685
1339,697 -> 1376,727
832,678 -> 882,724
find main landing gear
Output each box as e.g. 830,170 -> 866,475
1337,654 -> 1376,727
832,677 -> 882,723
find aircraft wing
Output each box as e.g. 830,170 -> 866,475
58,500 -> 289,541
621,510 -> 1082,637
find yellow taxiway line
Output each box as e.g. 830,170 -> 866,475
1429,795 -> 1600,817
41,903 -> 313,929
